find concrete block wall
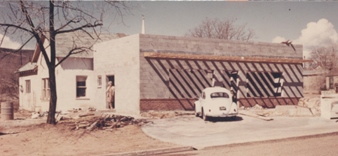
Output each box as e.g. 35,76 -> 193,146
140,57 -> 170,99
94,34 -> 141,114
139,34 -> 304,111
139,34 -> 303,59
56,31 -> 121,58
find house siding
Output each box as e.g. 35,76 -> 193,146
19,47 -> 97,112
56,70 -> 97,111
19,75 -> 39,111
18,32 -> 122,112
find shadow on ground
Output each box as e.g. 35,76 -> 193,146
0,132 -> 18,136
204,116 -> 243,123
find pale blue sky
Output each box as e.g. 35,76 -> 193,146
109,1 -> 338,42
1,1 -> 338,57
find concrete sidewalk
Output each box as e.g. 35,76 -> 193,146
142,113 -> 338,149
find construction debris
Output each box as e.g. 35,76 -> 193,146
240,110 -> 273,121
58,114 -> 150,131
88,107 -> 96,112
31,112 -> 40,119
140,110 -> 194,119
78,113 -> 95,118
298,96 -> 320,116
251,104 -> 263,110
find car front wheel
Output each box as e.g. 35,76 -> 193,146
202,108 -> 208,121
194,105 -> 199,117
195,111 -> 199,117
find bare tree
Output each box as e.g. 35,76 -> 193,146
310,44 -> 338,71
186,17 -> 255,41
0,0 -> 132,124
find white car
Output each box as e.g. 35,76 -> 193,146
194,87 -> 238,121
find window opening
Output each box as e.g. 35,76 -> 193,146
42,78 -> 50,100
76,76 -> 87,97
25,80 -> 31,93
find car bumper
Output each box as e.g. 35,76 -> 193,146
207,112 -> 238,117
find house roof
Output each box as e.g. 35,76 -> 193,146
143,52 -> 312,63
30,31 -> 126,61
31,34 -> 45,62
55,31 -> 125,58
17,62 -> 37,73
139,34 -> 304,60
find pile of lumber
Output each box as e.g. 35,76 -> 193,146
60,114 -> 150,131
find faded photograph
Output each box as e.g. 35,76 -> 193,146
1,1 -> 338,155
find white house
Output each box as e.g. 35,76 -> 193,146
18,31 -> 124,113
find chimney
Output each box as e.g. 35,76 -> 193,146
142,15 -> 145,34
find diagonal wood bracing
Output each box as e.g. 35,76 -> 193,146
144,57 -> 303,108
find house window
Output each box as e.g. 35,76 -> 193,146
97,75 -> 102,87
25,80 -> 31,93
42,78 -> 50,100
76,76 -> 87,97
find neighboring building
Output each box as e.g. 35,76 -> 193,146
18,33 -> 308,115
303,67 -> 327,94
323,69 -> 338,93
0,48 -> 34,109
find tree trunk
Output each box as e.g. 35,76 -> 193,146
47,0 -> 57,124
47,67 -> 57,124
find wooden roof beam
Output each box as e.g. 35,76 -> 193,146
143,52 -> 312,63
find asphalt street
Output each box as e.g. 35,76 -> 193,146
163,132 -> 338,156
142,113 -> 338,149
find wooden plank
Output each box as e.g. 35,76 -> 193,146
143,52 -> 312,63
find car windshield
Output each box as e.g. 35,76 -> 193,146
210,92 -> 229,98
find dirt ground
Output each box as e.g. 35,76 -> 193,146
0,94 -> 320,156
0,110 -> 181,156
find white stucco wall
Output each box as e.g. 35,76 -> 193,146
19,75 -> 38,111
56,57 -> 97,111
94,34 -> 140,114
19,50 -> 51,112
19,48 -> 97,112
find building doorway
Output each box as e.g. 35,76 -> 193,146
107,76 -> 115,86
106,75 -> 115,109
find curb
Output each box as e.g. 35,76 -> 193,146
105,146 -> 195,156
202,131 -> 338,150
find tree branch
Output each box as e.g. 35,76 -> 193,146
0,34 -> 34,60
56,22 -> 102,34
54,16 -> 81,32
186,17 -> 254,41
0,23 -> 33,33
0,26 -> 9,47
